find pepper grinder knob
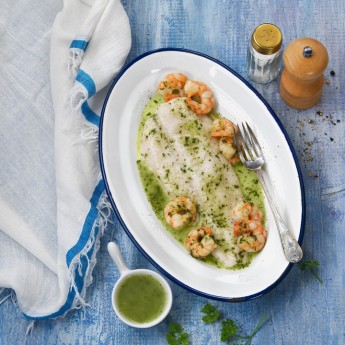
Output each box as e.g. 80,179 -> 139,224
280,38 -> 328,109
303,46 -> 313,58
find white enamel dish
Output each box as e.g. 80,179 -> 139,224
99,48 -> 305,301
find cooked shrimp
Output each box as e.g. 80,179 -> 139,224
211,118 -> 240,163
218,137 -> 240,164
237,221 -> 267,252
185,227 -> 217,258
184,80 -> 215,115
158,73 -> 188,102
211,118 -> 236,137
232,202 -> 262,229
164,196 -> 197,230
231,201 -> 266,252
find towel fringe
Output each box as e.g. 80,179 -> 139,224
97,195 -> 114,236
25,321 -> 36,336
79,122 -> 99,145
67,190 -> 113,311
65,99 -> 100,146
68,48 -> 84,78
66,115 -> 99,147
62,94 -> 87,132
0,291 -> 11,305
68,251 -> 91,309
67,0 -> 111,78
69,85 -> 88,111
0,288 -> 17,307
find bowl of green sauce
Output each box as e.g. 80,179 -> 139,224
108,242 -> 173,328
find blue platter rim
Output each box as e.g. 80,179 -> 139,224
99,47 -> 306,302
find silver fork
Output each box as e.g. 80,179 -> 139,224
234,122 -> 303,263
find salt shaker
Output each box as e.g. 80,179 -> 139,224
246,23 -> 283,83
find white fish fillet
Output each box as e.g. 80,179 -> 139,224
140,98 -> 246,268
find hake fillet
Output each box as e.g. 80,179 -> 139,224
140,98 -> 246,268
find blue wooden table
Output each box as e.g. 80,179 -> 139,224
1,0 -> 344,344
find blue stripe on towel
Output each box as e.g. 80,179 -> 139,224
23,180 -> 105,320
66,179 -> 105,267
70,39 -> 89,50
81,101 -> 100,127
76,69 -> 96,98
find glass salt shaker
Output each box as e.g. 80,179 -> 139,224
246,23 -> 283,84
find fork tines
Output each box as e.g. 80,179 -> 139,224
235,122 -> 263,164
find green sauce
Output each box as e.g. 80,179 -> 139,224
233,163 -> 266,223
116,274 -> 167,324
137,160 -> 195,245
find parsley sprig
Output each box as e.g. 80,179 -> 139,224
221,312 -> 267,344
220,319 -> 241,342
300,260 -> 323,284
166,305 -> 267,345
166,322 -> 189,345
200,304 -> 267,344
201,303 -> 220,323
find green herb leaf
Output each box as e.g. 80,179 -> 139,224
300,260 -> 323,284
166,322 -> 189,345
201,303 -> 220,323
221,319 -> 240,342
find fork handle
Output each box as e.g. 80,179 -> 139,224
256,170 -> 303,263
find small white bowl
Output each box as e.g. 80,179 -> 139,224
108,242 -> 173,328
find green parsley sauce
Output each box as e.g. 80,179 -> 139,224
116,274 -> 167,324
232,164 -> 266,223
136,94 -> 265,270
137,159 -> 195,245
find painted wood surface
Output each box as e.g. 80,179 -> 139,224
1,0 -> 344,344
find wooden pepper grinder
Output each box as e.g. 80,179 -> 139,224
280,38 -> 328,109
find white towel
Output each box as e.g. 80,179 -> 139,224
0,0 -> 131,319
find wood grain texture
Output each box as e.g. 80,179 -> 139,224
280,38 -> 329,109
1,0 -> 344,344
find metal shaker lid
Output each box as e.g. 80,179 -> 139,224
251,23 -> 283,55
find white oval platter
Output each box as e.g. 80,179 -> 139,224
99,48 -> 305,301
